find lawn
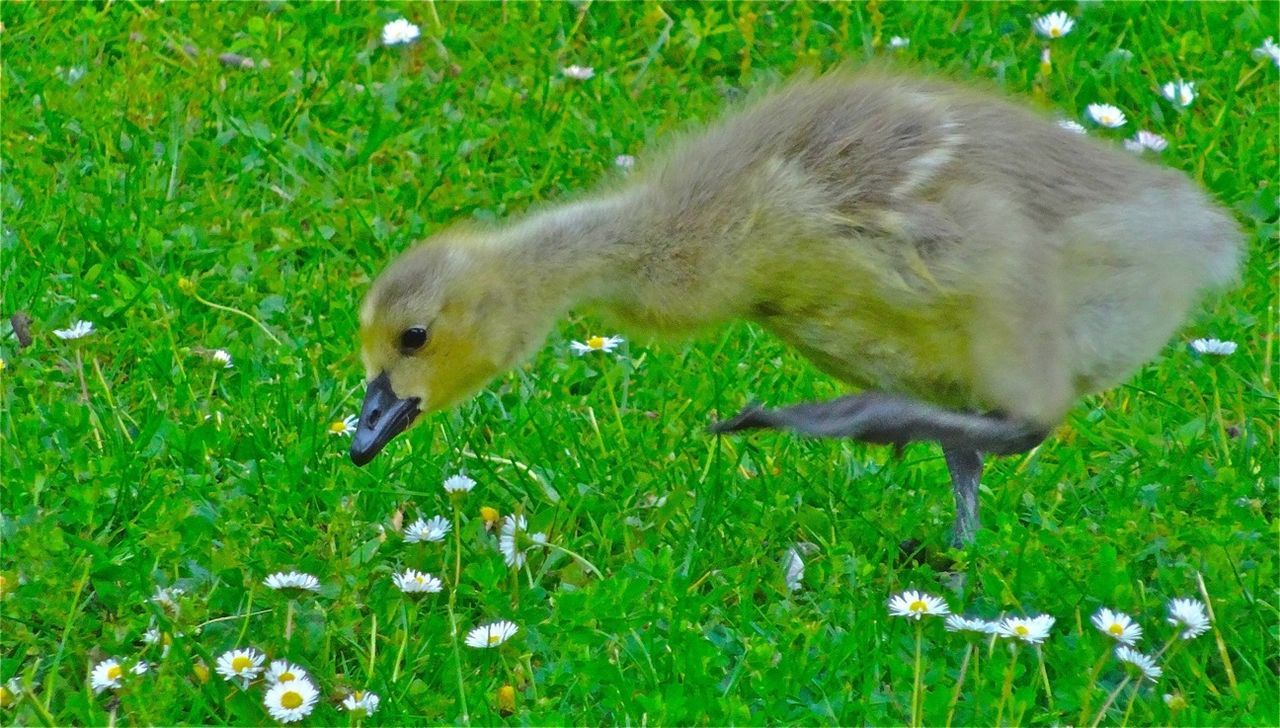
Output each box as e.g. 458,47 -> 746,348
1,1 -> 1277,725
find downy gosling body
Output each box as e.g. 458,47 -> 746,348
352,72 -> 1242,546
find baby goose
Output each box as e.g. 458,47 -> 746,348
352,72 -> 1241,546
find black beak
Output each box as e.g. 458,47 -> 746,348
350,372 -> 421,466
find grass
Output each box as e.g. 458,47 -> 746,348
1,1 -> 1277,725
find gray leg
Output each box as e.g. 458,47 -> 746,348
710,392 -> 1048,455
944,447 -> 982,548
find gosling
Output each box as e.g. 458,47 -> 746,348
351,72 -> 1242,547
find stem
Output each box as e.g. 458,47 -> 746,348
945,643 -> 973,727
284,600 -> 295,642
911,622 -> 923,728
189,290 -> 284,345
1036,645 -> 1054,711
1077,650 -> 1112,726
392,602 -> 408,683
1119,680 -> 1140,727
542,542 -> 602,578
1090,676 -> 1131,728
995,644 -> 1017,727
1197,571 -> 1239,697
446,601 -> 470,725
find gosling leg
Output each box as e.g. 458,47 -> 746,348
709,392 -> 1049,455
943,447 -> 982,548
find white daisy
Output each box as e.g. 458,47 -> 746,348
131,661 -> 149,676
443,473 -> 476,494
264,678 -> 319,723
499,514 -> 547,567
1166,598 -> 1211,639
1160,80 -> 1196,108
341,690 -> 381,716
1091,608 -> 1143,645
0,677 -> 21,708
328,415 -> 358,436
90,658 -> 126,693
404,515 -> 452,543
211,349 -> 233,368
1057,119 -> 1087,134
1116,645 -> 1163,681
782,547 -> 805,592
215,647 -> 265,689
570,335 -> 624,355
1033,11 -> 1075,39
1087,103 -> 1127,128
888,36 -> 910,49
393,569 -> 443,594
1190,338 -> 1237,356
1124,130 -> 1168,153
996,614 -> 1055,644
465,620 -> 519,649
1253,37 -> 1280,68
150,585 -> 184,614
562,65 -> 595,80
887,590 -> 950,620
381,18 -> 420,46
945,615 -> 998,634
264,571 -> 321,592
54,320 -> 94,340
614,154 -> 636,170
265,660 -> 308,685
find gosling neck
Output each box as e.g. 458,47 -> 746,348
485,188 -> 649,311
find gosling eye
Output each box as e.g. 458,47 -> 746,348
398,326 -> 431,354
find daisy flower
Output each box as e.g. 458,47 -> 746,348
264,571 -> 321,593
562,65 -> 595,80
1033,11 -> 1075,39
131,661 -> 149,676
215,647 -> 265,689
888,36 -> 910,49
465,620 -> 519,649
443,473 -> 476,494
782,547 -> 805,592
381,18 -> 420,46
211,349 -> 233,368
1092,608 -> 1143,645
90,658 -> 126,693
150,585 -> 184,614
1057,119 -> 1087,134
54,320 -> 94,340
393,569 -> 443,594
1116,645 -> 1163,681
1253,37 -> 1280,67
0,677 -> 20,708
1087,103 -> 1127,128
1166,598 -> 1211,639
996,614 -> 1055,644
264,678 -> 319,723
570,335 -> 624,355
1163,691 -> 1188,711
328,415 -> 358,436
265,660 -> 308,685
887,590 -> 951,620
614,154 -> 636,170
480,506 -> 501,530
404,515 -> 451,543
1190,338 -> 1236,356
341,690 -> 381,716
1160,80 -> 1196,108
499,514 -> 547,567
945,615 -> 998,635
1124,130 -> 1168,153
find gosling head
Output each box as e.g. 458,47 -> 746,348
351,234 -> 557,465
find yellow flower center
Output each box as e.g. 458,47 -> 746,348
1108,624 -> 1124,636
415,576 -> 425,584
279,671 -> 295,682
0,685 -> 13,708
908,600 -> 928,613
328,421 -> 347,434
1014,625 -> 1029,636
353,691 -> 364,701
488,633 -> 502,645
106,665 -> 123,681
281,691 -> 303,710
586,336 -> 607,349
231,656 -> 253,672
